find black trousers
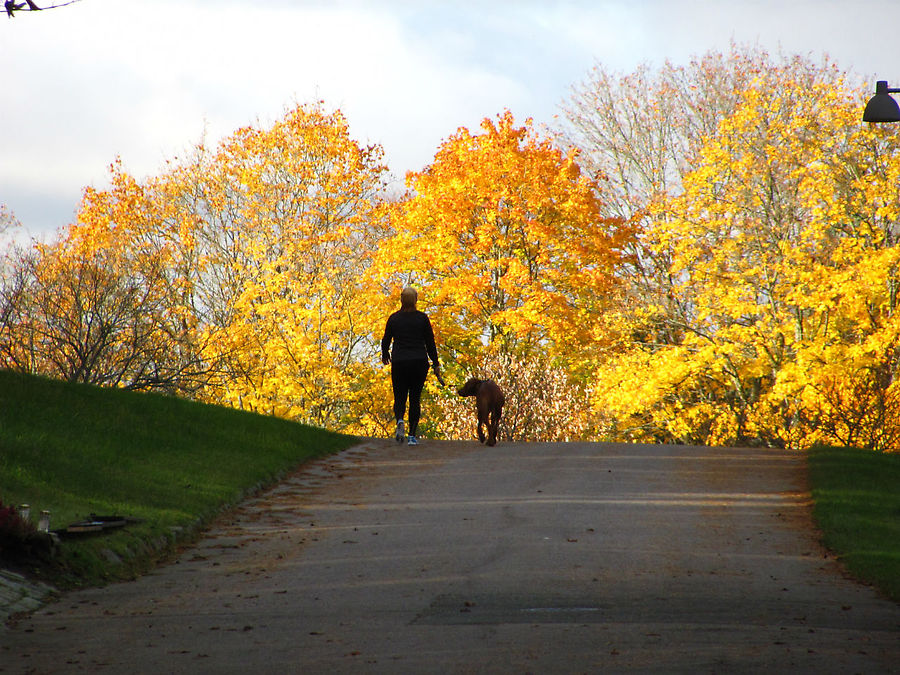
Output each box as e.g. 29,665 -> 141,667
391,359 -> 429,436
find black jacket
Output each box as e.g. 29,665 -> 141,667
381,310 -> 439,365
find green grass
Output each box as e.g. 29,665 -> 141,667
0,370 -> 357,588
808,445 -> 900,602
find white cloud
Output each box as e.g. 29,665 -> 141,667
2,0 -> 900,237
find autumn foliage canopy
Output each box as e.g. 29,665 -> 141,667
3,46 -> 900,450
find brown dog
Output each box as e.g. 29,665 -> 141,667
457,378 -> 505,446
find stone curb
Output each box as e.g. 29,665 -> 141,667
0,568 -> 55,626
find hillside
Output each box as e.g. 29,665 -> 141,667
0,370 -> 357,587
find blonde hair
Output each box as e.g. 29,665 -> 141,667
400,286 -> 418,309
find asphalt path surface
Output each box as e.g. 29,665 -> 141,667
2,440 -> 899,674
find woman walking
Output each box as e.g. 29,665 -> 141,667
381,287 -> 444,445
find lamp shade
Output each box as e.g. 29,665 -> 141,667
863,81 -> 900,123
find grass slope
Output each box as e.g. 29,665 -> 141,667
808,446 -> 900,602
0,370 -> 357,587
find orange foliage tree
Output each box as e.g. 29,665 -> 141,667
368,111 -> 631,439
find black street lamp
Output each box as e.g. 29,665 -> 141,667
863,81 -> 900,123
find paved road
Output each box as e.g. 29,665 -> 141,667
2,440 -> 899,674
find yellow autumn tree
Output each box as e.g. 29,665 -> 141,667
561,44 -> 800,358
36,103 -> 390,432
368,111 -> 630,439
591,60 -> 900,450
187,104 -> 389,430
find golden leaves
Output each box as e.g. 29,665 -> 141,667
9,51 -> 900,449
372,111 -> 627,370
592,54 -> 900,449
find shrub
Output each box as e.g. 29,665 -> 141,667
0,499 -> 41,562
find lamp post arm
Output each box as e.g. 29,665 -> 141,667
876,80 -> 900,95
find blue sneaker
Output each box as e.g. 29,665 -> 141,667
407,435 -> 418,446
395,420 -> 405,443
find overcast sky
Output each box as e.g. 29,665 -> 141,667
2,0 -> 899,240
